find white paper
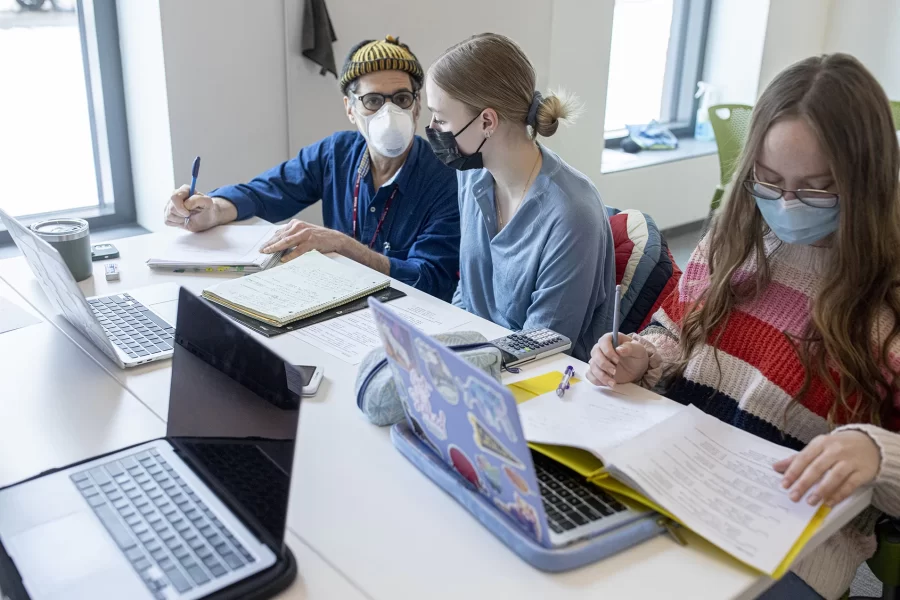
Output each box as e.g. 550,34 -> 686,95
289,296 -> 474,364
0,297 -> 40,335
204,251 -> 388,322
602,405 -> 820,575
147,224 -> 279,267
519,383 -> 684,460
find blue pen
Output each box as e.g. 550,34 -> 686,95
556,365 -> 575,398
184,156 -> 201,228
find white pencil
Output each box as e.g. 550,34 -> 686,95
612,284 -> 622,347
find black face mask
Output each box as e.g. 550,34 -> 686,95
425,114 -> 487,171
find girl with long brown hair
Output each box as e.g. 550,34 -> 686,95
588,54 -> 900,599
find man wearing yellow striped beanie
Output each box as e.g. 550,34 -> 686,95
165,36 -> 460,302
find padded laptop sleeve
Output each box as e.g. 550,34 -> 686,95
390,422 -> 666,572
0,439 -> 296,600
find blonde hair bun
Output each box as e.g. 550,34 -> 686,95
429,33 -> 581,139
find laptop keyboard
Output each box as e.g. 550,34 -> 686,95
532,451 -> 628,534
180,441 -> 291,542
88,293 -> 174,360
71,448 -> 255,599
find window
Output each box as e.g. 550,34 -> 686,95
604,0 -> 712,146
0,0 -> 133,245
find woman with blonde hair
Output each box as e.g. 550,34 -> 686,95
425,33 -> 615,361
588,53 -> 900,599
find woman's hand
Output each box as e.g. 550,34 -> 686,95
586,332 -> 649,387
773,431 -> 881,507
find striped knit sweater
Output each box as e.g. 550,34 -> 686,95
635,234 -> 900,600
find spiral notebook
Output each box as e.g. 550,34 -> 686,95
202,250 -> 390,327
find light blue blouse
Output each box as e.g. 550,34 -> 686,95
451,144 -> 616,361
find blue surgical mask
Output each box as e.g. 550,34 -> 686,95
754,197 -> 839,245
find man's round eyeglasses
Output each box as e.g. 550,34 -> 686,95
353,91 -> 417,112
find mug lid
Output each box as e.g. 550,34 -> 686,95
30,218 -> 89,242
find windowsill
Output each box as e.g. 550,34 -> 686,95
0,222 -> 149,260
601,138 -> 718,175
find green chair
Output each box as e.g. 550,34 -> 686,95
849,517 -> 900,600
707,104 -> 753,213
891,100 -> 900,131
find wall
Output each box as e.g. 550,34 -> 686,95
758,0 -> 832,93
283,0 -> 553,151
542,0 -> 615,186
116,0 -> 174,231
701,0 -> 769,105
118,0 -> 292,232
825,0 -> 900,99
282,0 -> 706,227
121,0 -> 865,235
158,0 -> 290,199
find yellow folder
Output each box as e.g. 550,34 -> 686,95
508,372 -> 829,579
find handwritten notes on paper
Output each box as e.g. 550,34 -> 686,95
203,251 -> 388,325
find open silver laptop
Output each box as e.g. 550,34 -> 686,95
0,289 -> 302,599
0,208 -> 178,368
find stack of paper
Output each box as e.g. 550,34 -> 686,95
146,224 -> 284,272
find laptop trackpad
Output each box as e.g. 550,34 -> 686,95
149,300 -> 178,326
7,512 -> 134,599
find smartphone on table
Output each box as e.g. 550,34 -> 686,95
291,365 -> 324,396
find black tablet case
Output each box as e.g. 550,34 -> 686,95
0,439 -> 297,600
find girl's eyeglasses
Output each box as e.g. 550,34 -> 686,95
743,171 -> 839,209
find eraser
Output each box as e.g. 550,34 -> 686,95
105,263 -> 120,281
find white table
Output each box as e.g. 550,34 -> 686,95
1,223 -> 847,600
0,279 -> 164,489
0,271 -> 367,600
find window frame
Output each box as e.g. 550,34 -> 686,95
0,0 -> 135,245
604,0 -> 714,149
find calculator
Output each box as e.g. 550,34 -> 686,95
490,328 -> 572,369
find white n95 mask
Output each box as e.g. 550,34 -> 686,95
356,103 -> 415,158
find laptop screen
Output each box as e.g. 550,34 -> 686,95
166,288 -> 301,549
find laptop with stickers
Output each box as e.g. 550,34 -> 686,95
368,298 -> 663,554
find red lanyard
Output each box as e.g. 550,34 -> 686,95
352,152 -> 398,249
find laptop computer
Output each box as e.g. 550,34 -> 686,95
368,298 -> 658,550
0,288 -> 300,600
0,208 -> 178,368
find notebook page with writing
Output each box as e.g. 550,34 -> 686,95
601,405 -> 822,576
147,224 -> 281,269
202,250 -> 389,326
518,383 -> 684,462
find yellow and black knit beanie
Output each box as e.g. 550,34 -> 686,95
339,35 -> 424,94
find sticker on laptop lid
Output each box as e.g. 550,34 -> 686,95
448,444 -> 482,491
408,369 -> 447,440
494,492 -> 542,543
504,465 -> 532,495
468,412 -> 524,470
476,454 -> 503,494
414,338 -> 460,405
464,376 -> 517,442
376,316 -> 415,371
